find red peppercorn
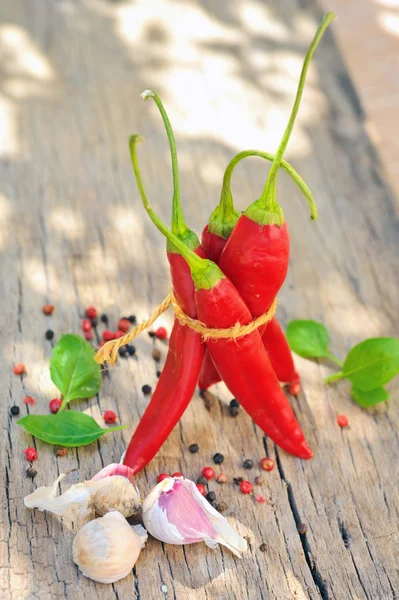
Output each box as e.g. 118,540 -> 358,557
23,447 -> 38,461
49,398 -> 62,414
103,330 -> 117,342
256,494 -> 266,503
172,471 -> 183,478
157,473 -> 169,483
23,396 -> 36,406
42,304 -> 54,315
117,318 -> 131,333
155,327 -> 168,340
260,457 -> 275,472
216,473 -> 228,484
201,466 -> 215,480
13,364 -> 25,375
115,330 -> 125,339
82,319 -> 92,332
84,331 -> 93,341
196,483 -> 206,496
85,306 -> 97,319
103,410 -> 117,424
337,414 -> 349,428
239,480 -> 252,494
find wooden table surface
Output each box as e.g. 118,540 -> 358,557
1,1 -> 398,599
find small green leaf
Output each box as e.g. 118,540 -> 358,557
50,334 -> 101,407
341,338 -> 399,391
286,320 -> 341,364
17,411 -> 125,447
351,386 -> 390,407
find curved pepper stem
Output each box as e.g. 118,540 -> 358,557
129,135 -> 222,290
141,90 -> 199,250
245,12 -> 336,226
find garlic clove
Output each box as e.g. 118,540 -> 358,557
72,511 -> 147,584
142,477 -> 247,557
24,464 -> 141,521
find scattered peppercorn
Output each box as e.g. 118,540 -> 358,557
118,347 -> 128,358
148,331 -> 156,338
103,330 -> 116,342
259,543 -> 267,552
42,304 -> 54,315
239,480 -> 252,494
216,473 -> 227,484
118,318 -> 131,333
127,344 -> 136,356
189,443 -> 199,454
337,414 -> 349,428
82,318 -> 92,333
23,448 -> 38,461
255,476 -> 264,486
157,473 -> 169,483
103,410 -> 117,424
142,384 -> 152,395
297,523 -> 308,535
26,467 -> 37,479
172,471 -> 183,478
201,466 -> 215,480
156,370 -> 162,378
24,396 -> 36,406
243,459 -> 253,469
155,327 -> 168,340
229,406 -> 239,417
206,491 -> 216,502
84,331 -> 93,341
45,329 -> 54,341
196,475 -> 207,486
56,447 -> 68,457
49,398 -> 62,414
230,399 -> 239,408
196,483 -> 206,496
213,453 -> 224,465
13,364 -> 25,376
90,317 -> 98,327
256,494 -> 266,504
152,348 -> 161,362
100,313 -> 108,324
128,315 -> 137,324
10,406 -> 20,416
233,477 -> 243,485
216,501 -> 228,513
86,307 -> 98,319
115,330 -> 125,339
260,457 -> 274,472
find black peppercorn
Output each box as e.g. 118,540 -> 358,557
230,399 -> 239,408
233,477 -> 243,485
196,475 -> 207,486
156,370 -> 162,378
128,315 -> 137,324
297,523 -> 307,535
142,384 -> 152,395
45,329 -> 54,341
216,501 -> 228,513
189,443 -> 199,454
243,459 -> 253,469
152,348 -> 161,362
127,344 -> 136,356
26,468 -> 37,479
213,453 -> 224,465
148,331 -> 155,338
259,543 -> 267,552
229,407 -> 239,417
10,406 -> 20,416
90,317 -> 98,327
100,313 -> 108,324
118,347 -> 128,358
206,491 -> 216,502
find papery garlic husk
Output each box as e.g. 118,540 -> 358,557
72,511 -> 147,584
24,464 -> 141,520
142,477 -> 247,558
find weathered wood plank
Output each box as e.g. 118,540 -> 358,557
0,0 -> 398,599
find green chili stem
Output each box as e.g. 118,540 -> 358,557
324,370 -> 345,384
326,352 -> 343,367
259,13 -> 336,209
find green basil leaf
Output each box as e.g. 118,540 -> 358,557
287,320 -> 333,360
351,386 -> 390,407
17,411 -> 125,447
341,338 -> 399,391
50,334 -> 101,404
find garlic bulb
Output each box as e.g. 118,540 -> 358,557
142,476 -> 247,557
72,511 -> 147,583
24,464 -> 141,520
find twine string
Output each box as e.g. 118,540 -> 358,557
94,293 -> 277,365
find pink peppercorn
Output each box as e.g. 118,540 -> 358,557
103,330 -> 117,342
157,473 -> 169,483
117,319 -> 131,333
172,471 -> 183,478
82,319 -> 92,333
24,448 -> 38,461
13,364 -> 25,375
239,480 -> 252,494
155,327 -> 168,340
49,398 -> 62,414
24,396 -> 36,406
196,484 -> 206,496
216,473 -> 228,484
260,457 -> 275,472
85,306 -> 97,319
201,466 -> 215,480
42,304 -> 54,315
256,494 -> 266,503
103,410 -> 117,424
337,414 -> 349,428
84,331 -> 93,341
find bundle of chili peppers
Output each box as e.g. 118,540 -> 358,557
120,14 -> 335,474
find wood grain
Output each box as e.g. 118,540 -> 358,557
0,0 -> 398,599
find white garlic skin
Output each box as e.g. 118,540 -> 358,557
90,475 -> 141,518
72,511 -> 147,584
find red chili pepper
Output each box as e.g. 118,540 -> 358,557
23,447 -> 38,461
85,306 -> 97,319
103,410 -> 117,424
196,483 -> 206,496
49,398 -> 62,413
157,473 -> 170,483
240,481 -> 252,495
123,96 -> 205,474
202,466 -> 215,480
137,193 -> 313,459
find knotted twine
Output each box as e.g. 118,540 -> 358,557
94,292 -> 277,365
